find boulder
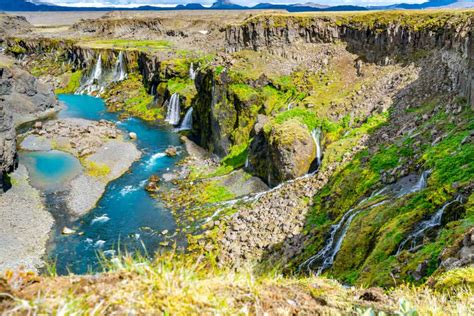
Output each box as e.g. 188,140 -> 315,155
165,146 -> 178,157
149,174 -> 160,183
129,132 -> 137,140
145,182 -> 159,192
62,227 -> 76,235
248,118 -> 316,186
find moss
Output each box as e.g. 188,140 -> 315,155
272,107 -> 319,131
103,73 -> 161,121
229,83 -> 259,103
55,70 -> 82,94
167,77 -> 197,107
83,160 -> 111,178
221,143 -> 248,169
198,181 -> 235,204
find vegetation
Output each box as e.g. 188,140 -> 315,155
54,70 -> 82,94
2,253 -> 472,314
103,73 -> 160,121
78,39 -> 172,52
82,160 -> 111,178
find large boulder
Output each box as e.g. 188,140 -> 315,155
247,117 -> 316,186
0,62 -> 59,125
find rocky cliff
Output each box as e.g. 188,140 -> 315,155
0,56 -> 60,192
225,12 -> 474,107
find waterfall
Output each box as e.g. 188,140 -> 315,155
299,207 -> 362,274
113,51 -> 127,82
165,93 -> 181,126
189,62 -> 196,80
177,107 -> 193,131
89,54 -> 102,84
396,170 -> 431,198
245,156 -> 250,169
76,54 -> 104,95
396,195 -> 463,255
311,128 -> 322,167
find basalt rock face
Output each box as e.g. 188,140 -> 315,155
193,69 -> 237,156
0,103 -> 16,192
225,14 -> 474,106
247,116 -> 316,186
0,65 -> 59,125
72,18 -> 163,40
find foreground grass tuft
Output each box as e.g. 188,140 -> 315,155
1,254 -> 472,315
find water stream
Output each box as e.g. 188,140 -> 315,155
299,171 -> 431,274
21,94 -> 184,275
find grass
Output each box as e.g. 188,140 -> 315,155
2,253 -> 473,315
78,39 -> 172,52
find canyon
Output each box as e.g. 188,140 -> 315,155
0,9 -> 472,314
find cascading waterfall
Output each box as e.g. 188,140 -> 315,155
77,54 -> 105,95
177,107 -> 193,131
299,170 -> 432,274
165,93 -> 181,126
396,169 -> 431,197
396,195 -> 463,255
113,51 -> 127,82
311,128 -> 322,168
189,62 -> 196,80
300,207 -> 362,274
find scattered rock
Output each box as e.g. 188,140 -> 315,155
62,227 -> 76,235
145,182 -> 159,192
165,146 -> 178,157
149,174 -> 160,183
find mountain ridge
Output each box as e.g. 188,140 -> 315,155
2,0 -> 472,12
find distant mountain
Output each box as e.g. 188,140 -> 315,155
175,3 -> 206,9
1,0 -> 472,12
374,0 -> 469,9
210,0 -> 246,9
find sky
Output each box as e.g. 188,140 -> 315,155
35,0 -> 429,8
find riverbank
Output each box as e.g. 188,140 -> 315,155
20,117 -> 141,217
0,165 -> 53,273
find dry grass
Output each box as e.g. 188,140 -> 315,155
1,253 -> 472,315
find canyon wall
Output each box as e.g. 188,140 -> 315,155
225,14 -> 474,107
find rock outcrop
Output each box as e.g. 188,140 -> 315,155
0,56 -> 59,192
0,103 -> 16,192
248,117 -> 316,186
0,62 -> 59,125
225,13 -> 474,107
0,14 -> 31,39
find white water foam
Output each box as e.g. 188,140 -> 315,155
91,214 -> 110,225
